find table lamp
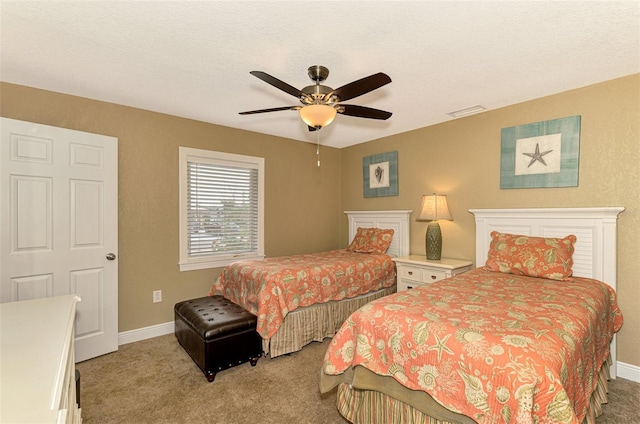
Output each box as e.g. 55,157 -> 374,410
418,194 -> 452,260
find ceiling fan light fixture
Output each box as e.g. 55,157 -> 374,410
240,66 -> 392,131
299,104 -> 337,129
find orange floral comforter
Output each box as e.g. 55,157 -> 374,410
322,268 -> 623,424
210,249 -> 396,339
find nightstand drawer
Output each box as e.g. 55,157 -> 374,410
398,266 -> 423,282
397,279 -> 424,292
421,269 -> 447,283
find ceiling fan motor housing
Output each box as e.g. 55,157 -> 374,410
301,84 -> 335,104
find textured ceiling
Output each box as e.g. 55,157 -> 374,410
1,1 -> 638,148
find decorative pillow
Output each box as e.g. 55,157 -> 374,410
484,231 -> 577,281
348,227 -> 394,255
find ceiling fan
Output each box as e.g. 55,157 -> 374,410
239,65 -> 392,131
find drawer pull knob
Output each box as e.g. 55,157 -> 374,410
431,275 -> 437,280
408,271 -> 413,275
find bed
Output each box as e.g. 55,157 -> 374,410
320,207 -> 624,424
210,210 -> 411,358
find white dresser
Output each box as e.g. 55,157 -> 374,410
393,256 -> 473,292
0,295 -> 81,423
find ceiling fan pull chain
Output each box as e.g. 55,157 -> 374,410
317,130 -> 321,167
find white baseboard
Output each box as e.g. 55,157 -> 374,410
118,322 -> 640,385
617,361 -> 640,383
118,321 -> 174,346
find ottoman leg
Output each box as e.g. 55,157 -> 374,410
250,355 -> 260,367
206,371 -> 216,383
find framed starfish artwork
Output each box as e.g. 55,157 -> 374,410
363,151 -> 398,197
500,116 -> 581,189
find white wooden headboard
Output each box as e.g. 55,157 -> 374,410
470,207 -> 625,378
345,210 -> 412,258
470,207 -> 624,289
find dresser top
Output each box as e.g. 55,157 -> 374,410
1,295 -> 79,423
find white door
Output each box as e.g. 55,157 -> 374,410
0,118 -> 118,362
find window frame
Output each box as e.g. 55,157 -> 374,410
178,147 -> 264,271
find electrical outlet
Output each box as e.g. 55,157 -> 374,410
153,290 -> 162,303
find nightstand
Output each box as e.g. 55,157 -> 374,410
393,256 -> 473,292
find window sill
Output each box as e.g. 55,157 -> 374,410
179,254 -> 265,272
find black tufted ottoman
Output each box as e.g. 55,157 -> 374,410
174,296 -> 262,382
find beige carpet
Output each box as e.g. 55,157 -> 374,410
76,334 -> 640,424
77,335 -> 343,424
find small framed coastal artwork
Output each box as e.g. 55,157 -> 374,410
363,151 -> 398,197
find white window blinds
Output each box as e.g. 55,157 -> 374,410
187,161 -> 258,256
179,147 -> 264,271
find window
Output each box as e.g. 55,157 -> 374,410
179,147 -> 264,271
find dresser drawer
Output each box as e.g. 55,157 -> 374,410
421,269 -> 448,283
398,266 -> 423,282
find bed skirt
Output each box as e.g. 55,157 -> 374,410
333,357 -> 612,424
264,284 -> 396,358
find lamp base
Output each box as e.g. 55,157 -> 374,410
426,221 -> 442,260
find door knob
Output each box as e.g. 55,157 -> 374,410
106,253 -> 117,261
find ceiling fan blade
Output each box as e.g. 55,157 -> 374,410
239,106 -> 298,115
331,73 -> 391,102
339,104 -> 392,120
250,71 -> 306,99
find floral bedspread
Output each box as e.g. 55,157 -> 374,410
322,268 -> 623,424
210,249 -> 396,339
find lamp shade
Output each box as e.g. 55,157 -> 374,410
299,105 -> 337,128
418,194 -> 452,221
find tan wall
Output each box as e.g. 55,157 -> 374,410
0,82 -> 342,332
340,74 -> 640,369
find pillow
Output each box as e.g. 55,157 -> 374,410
484,231 -> 577,281
348,227 -> 394,255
